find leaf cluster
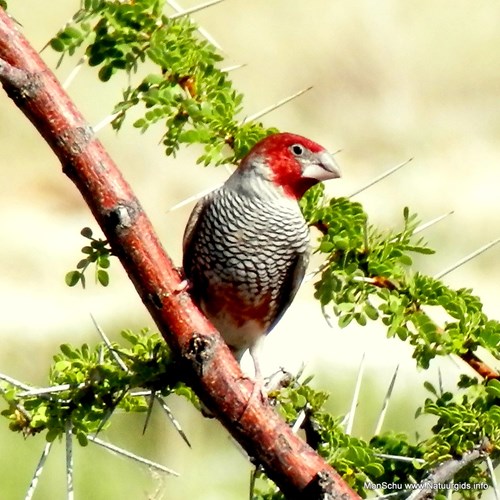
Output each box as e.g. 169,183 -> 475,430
254,376 -> 497,498
65,227 -> 112,288
302,188 -> 500,371
0,328 -> 195,445
49,0 -> 274,163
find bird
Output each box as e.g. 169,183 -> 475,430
182,132 -> 341,401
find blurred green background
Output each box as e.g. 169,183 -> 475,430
1,1 -> 500,498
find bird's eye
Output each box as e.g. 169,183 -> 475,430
290,144 -> 304,156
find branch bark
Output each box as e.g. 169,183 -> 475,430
0,8 -> 358,499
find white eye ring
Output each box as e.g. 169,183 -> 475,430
291,144 -> 304,156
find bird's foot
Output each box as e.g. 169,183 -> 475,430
174,278 -> 191,294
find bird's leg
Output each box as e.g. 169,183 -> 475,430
248,340 -> 267,404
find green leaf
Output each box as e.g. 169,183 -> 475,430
65,271 -> 81,287
77,431 -> 88,447
46,428 -> 60,442
98,64 -> 114,82
97,269 -> 109,286
423,381 -> 438,396
81,227 -> 93,238
50,37 -> 65,52
486,379 -> 500,398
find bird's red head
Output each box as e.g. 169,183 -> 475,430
239,132 -> 341,200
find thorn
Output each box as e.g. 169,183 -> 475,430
155,395 -> 192,447
0,372 -> 32,391
90,313 -> 129,372
435,236 -> 500,280
17,383 -> 85,398
167,0 -> 225,50
413,211 -> 454,236
167,184 -> 222,212
142,391 -> 156,435
242,86 -> 313,124
373,452 -> 426,464
25,442 -> 53,500
92,112 -> 121,133
485,456 -> 500,500
221,63 -> 247,73
345,353 -> 366,435
63,56 -> 87,90
65,420 -> 74,500
349,158 -> 413,198
374,365 -> 399,435
168,0 -> 225,21
88,434 -> 179,476
291,408 -> 307,434
437,367 -> 444,397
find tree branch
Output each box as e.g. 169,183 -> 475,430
407,439 -> 491,500
0,8 -> 358,499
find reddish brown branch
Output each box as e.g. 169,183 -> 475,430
0,8 -> 358,499
461,351 -> 499,380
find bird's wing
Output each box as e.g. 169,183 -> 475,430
267,249 -> 309,334
182,193 -> 212,257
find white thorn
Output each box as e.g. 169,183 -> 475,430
435,237 -> 500,280
63,56 -> 87,90
374,365 -> 399,436
17,383 -> 86,398
243,86 -> 313,124
92,112 -> 121,133
486,456 -> 500,500
167,0 -> 224,50
345,353 -> 366,435
167,184 -> 221,212
291,409 -> 307,434
168,0 -> 225,21
349,158 -> 413,198
413,211 -> 454,236
0,373 -> 32,391
155,395 -> 192,447
88,434 -> 179,476
142,391 -> 156,435
221,63 -> 247,73
25,442 -> 53,500
65,420 -> 74,500
90,313 -> 129,372
373,452 -> 426,464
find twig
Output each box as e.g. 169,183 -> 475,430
406,439 -> 491,500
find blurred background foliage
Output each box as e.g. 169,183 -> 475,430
1,1 -> 500,498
